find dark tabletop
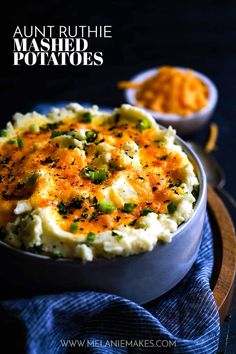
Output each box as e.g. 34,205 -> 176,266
0,1 -> 236,352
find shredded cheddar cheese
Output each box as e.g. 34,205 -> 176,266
119,66 -> 209,117
205,123 -> 218,153
0,104 -> 199,261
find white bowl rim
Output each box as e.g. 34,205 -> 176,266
125,66 -> 218,122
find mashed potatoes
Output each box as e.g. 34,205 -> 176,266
0,104 -> 199,261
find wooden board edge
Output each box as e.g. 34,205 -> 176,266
207,186 -> 236,323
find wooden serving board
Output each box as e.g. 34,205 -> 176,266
208,186 -> 236,323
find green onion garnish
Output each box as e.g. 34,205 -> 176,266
0,130 -> 7,137
141,208 -> 153,216
81,168 -> 106,184
17,137 -> 24,148
85,130 -> 98,142
70,223 -> 78,233
136,119 -> 151,131
51,131 -> 63,138
167,201 -> 177,214
82,112 -> 92,123
122,203 -> 136,213
87,232 -> 96,242
99,201 -> 116,213
8,138 -> 17,144
52,251 -> 64,259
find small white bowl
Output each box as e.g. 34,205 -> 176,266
125,67 -> 218,136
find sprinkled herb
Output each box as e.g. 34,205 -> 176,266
16,182 -> 25,190
69,198 -> 83,210
122,203 -> 136,213
8,138 -> 17,144
116,131 -> 123,137
58,202 -> 68,215
136,119 -> 151,131
52,251 -> 64,259
85,130 -> 98,142
0,129 -> 7,137
141,208 -> 153,216
95,138 -> 105,145
82,112 -> 92,123
129,219 -> 137,226
90,212 -> 98,221
112,231 -> 123,239
17,137 -> 24,148
70,223 -> 78,233
46,121 -> 63,130
114,113 -> 120,123
160,155 -> 168,161
167,201 -> 177,214
87,232 -> 96,242
99,201 -> 116,213
40,157 -> 53,165
51,131 -> 63,138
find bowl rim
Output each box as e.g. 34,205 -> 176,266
0,123 -> 207,264
125,66 -> 218,121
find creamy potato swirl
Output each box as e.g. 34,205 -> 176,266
0,104 -> 198,261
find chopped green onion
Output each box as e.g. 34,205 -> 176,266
52,251 -> 64,259
141,208 -> 153,216
87,232 -> 96,242
82,112 -> 92,123
85,130 -> 98,142
51,131 -> 62,138
81,168 -> 106,184
17,137 -> 24,148
46,121 -> 63,130
8,138 -> 17,144
167,201 -> 177,214
70,222 -> 78,233
0,129 -> 7,137
99,201 -> 116,213
81,167 -> 94,179
92,170 -> 107,184
192,186 -> 199,201
122,203 -> 136,213
136,119 -> 151,131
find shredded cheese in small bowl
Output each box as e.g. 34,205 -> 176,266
120,66 -> 218,135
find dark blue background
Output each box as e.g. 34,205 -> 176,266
0,1 -> 236,351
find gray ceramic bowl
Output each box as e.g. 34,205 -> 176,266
125,67 -> 218,136
0,130 -> 207,304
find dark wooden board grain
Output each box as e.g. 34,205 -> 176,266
208,186 -> 236,323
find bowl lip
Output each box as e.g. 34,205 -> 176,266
125,66 -> 218,121
0,122 -> 207,265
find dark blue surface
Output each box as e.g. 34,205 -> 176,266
0,216 -> 219,354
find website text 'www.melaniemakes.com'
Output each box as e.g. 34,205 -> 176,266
60,338 -> 177,348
